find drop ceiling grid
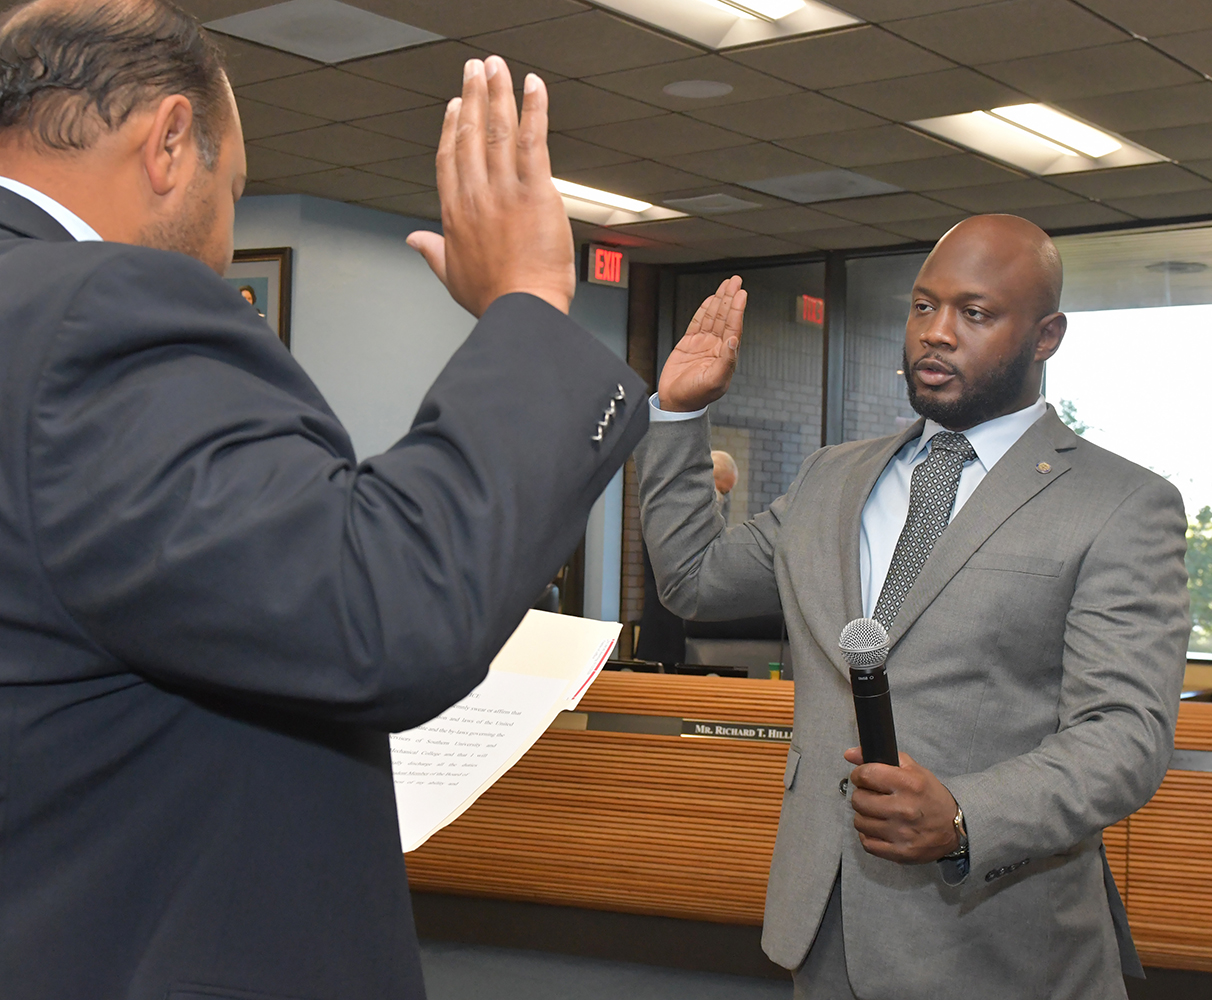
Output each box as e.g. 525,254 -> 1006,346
190,0 -> 1212,255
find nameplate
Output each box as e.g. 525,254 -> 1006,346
680,719 -> 792,743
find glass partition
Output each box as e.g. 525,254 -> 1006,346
842,252 -> 928,442
673,262 -> 825,524
1047,223 -> 1212,657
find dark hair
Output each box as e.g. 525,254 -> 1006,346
0,0 -> 229,167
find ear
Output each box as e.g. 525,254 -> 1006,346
142,94 -> 196,197
1035,311 -> 1066,362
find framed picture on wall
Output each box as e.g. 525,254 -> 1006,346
225,247 -> 293,348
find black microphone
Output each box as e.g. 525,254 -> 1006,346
838,618 -> 899,767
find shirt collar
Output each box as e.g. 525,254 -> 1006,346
909,395 -> 1048,472
0,176 -> 102,242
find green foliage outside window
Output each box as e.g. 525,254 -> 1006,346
1188,506 -> 1212,654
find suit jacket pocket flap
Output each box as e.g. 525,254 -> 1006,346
966,551 -> 1063,577
783,746 -> 801,790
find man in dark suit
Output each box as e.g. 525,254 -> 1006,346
0,3 -> 646,999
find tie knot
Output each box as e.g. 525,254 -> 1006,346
931,431 -> 977,463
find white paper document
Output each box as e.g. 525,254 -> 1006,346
391,610 -> 621,852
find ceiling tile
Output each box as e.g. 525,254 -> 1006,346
823,69 -> 1027,121
546,81 -> 664,131
662,144 -> 832,183
717,205 -> 851,234
246,144 -> 336,179
239,68 -> 431,120
257,124 -> 430,165
361,153 -> 437,185
929,178 -> 1081,212
236,97 -> 328,140
1065,83 -> 1212,134
725,25 -> 952,90
1076,0 -> 1212,37
979,42 -> 1200,103
827,0 -> 1005,21
779,125 -> 956,167
652,183 -> 775,211
351,0 -> 588,38
688,92 -> 881,141
682,234 -> 808,259
816,192 -> 959,224
1151,29 -> 1212,78
343,40 -> 563,99
362,189 -> 442,220
242,180 -> 294,198
586,55 -> 801,112
1014,201 -> 1133,229
1050,164 -> 1211,200
1122,125 -> 1212,163
215,34 -> 321,86
471,11 -> 699,79
567,115 -> 750,159
885,0 -> 1126,64
352,105 -> 448,145
1102,189 -> 1212,219
1185,159 -> 1212,181
861,153 -> 1023,190
283,168 -> 425,202
547,134 -> 638,173
613,217 -> 749,243
803,224 -> 904,249
881,213 -> 971,242
562,160 -> 709,197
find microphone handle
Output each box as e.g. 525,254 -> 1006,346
850,665 -> 899,766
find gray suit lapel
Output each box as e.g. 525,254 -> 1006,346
886,408 -> 1079,649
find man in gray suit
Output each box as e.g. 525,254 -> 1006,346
635,215 -> 1189,999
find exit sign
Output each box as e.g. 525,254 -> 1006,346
582,243 -> 629,288
795,294 -> 824,326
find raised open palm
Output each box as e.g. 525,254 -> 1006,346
659,275 -> 747,412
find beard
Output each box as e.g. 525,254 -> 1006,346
903,338 -> 1036,429
136,172 -> 224,272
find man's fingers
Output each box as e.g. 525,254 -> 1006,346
455,59 -> 489,191
849,762 -> 904,794
434,98 -> 461,214
724,288 -> 746,359
517,72 -> 552,184
406,231 -> 448,286
484,55 -> 518,181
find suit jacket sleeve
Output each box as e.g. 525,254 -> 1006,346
28,246 -> 647,731
633,408 -> 821,621
943,474 -> 1189,888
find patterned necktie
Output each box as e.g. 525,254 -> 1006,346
872,430 -> 978,630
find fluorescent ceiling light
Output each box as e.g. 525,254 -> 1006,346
553,179 -> 651,213
553,179 -> 687,225
205,0 -> 442,64
910,106 -> 1165,176
592,0 -> 859,50
990,104 -> 1121,159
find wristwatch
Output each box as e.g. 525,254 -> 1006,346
940,804 -> 969,861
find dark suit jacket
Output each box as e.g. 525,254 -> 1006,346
0,189 -> 647,1000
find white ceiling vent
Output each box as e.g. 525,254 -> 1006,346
206,0 -> 443,64
740,169 -> 902,204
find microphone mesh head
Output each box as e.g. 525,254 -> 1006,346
838,617 -> 890,669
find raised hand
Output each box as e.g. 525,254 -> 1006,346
407,56 -> 575,318
658,276 -> 747,412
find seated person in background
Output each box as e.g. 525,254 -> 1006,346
635,219 -> 1189,1000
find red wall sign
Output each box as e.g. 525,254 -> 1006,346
583,243 -> 630,288
795,294 -> 825,326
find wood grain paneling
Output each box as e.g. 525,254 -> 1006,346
407,677 -> 1212,971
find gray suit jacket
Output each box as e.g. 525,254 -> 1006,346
635,407 -> 1189,1000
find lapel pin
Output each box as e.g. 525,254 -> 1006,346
1036,461 -> 1052,474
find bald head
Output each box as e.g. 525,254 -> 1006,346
926,214 -> 1063,318
902,213 -> 1067,431
711,450 -> 737,495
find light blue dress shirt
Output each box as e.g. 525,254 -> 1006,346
649,392 -> 1048,617
0,176 -> 102,242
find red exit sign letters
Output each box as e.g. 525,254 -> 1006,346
583,243 -> 629,288
795,294 -> 824,326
